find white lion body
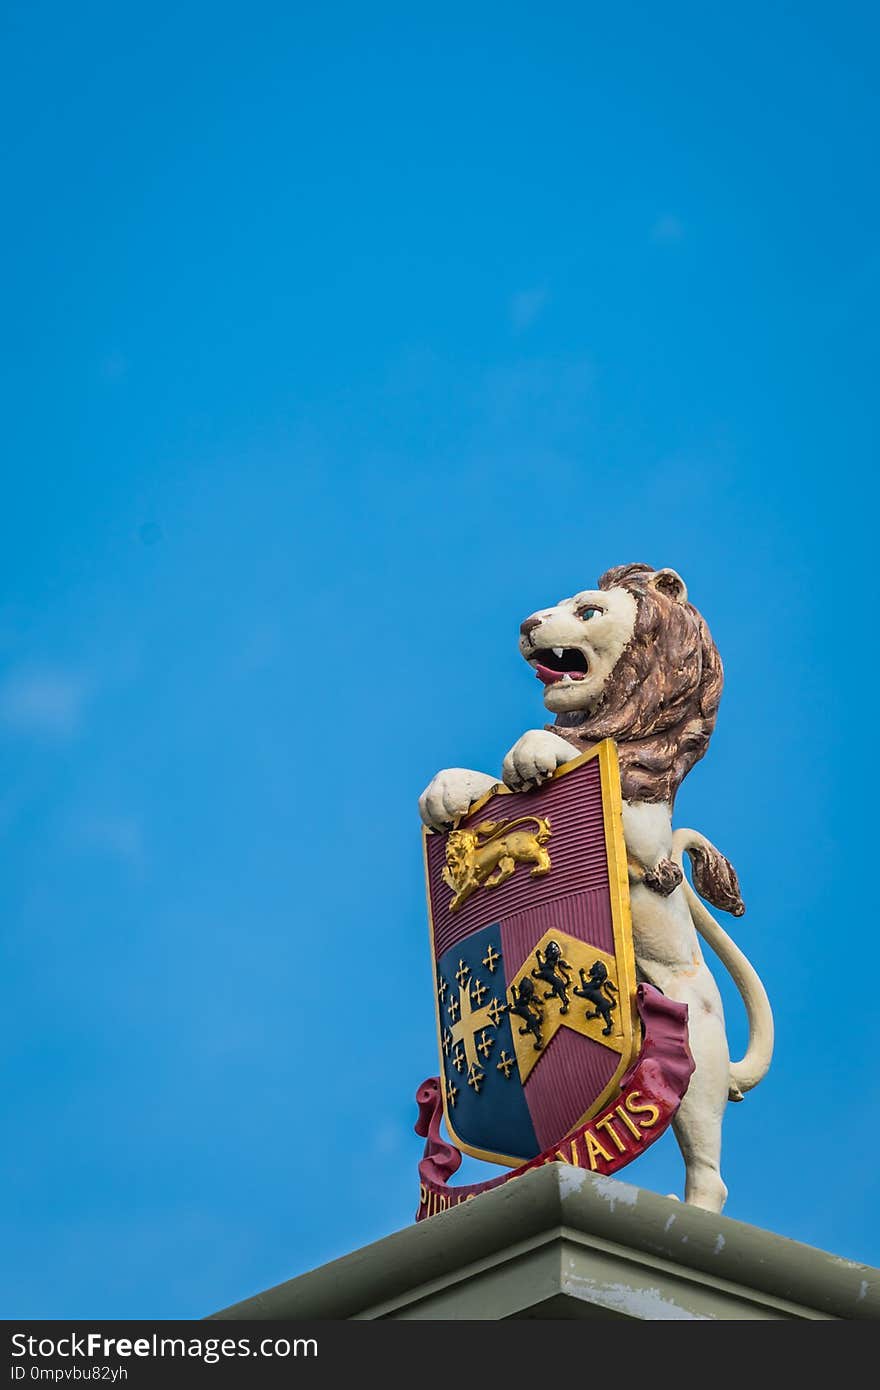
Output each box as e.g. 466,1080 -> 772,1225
419,574 -> 773,1215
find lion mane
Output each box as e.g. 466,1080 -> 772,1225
549,562 -> 743,915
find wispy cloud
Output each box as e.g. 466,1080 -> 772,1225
510,286 -> 549,332
478,357 -> 595,452
69,814 -> 146,870
98,352 -> 128,382
0,667 -> 91,739
651,214 -> 684,244
371,1122 -> 403,1157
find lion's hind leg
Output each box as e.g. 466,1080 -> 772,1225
662,971 -> 730,1213
529,848 -> 552,877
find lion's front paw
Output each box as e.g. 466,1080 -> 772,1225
418,768 -> 498,831
642,858 -> 684,897
501,730 -> 580,791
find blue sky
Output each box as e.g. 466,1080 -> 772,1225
1,2 -> 878,1317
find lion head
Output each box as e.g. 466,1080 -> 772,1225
518,563 -> 723,805
444,830 -> 477,874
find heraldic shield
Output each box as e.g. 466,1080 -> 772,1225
419,745 -> 633,1167
422,741 -> 682,1177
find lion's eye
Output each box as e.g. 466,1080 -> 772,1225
579,607 -> 600,620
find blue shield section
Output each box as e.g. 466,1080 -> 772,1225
436,923 -> 537,1160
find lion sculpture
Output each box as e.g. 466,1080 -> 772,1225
442,815 -> 552,912
419,562 -> 773,1214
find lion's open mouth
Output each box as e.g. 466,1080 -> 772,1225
530,648 -> 589,685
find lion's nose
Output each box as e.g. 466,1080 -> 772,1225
520,615 -> 544,642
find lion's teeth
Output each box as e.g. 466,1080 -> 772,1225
552,647 -> 564,659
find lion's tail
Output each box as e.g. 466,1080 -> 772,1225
475,815 -> 551,842
671,828 -> 774,1101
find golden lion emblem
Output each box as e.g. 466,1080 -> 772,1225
442,816 -> 552,912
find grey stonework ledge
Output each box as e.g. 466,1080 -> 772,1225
208,1165 -> 879,1320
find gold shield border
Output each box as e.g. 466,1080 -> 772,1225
422,738 -> 640,1169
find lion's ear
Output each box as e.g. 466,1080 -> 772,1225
648,568 -> 688,604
